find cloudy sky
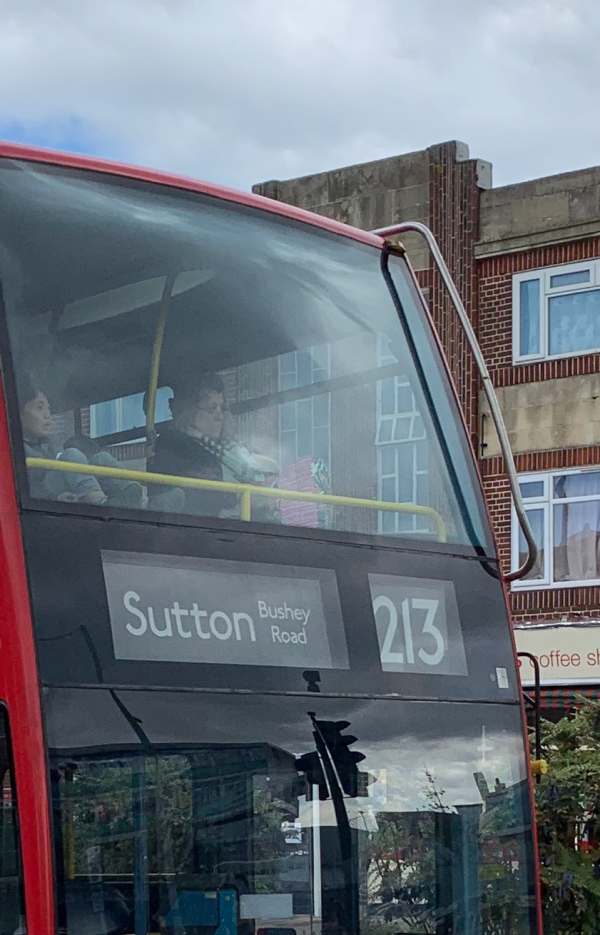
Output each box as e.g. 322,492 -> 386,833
2,0 -> 599,193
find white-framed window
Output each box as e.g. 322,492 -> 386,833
278,346 -> 331,470
376,337 -> 429,535
512,468 -> 600,588
513,259 -> 600,362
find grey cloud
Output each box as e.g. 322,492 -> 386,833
1,0 -> 599,191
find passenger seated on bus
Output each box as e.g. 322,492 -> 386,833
19,374 -> 143,508
148,373 -> 279,520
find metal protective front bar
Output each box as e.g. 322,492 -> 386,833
373,220 -> 536,581
26,457 -> 447,541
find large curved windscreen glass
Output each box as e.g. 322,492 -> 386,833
0,158 -> 489,548
45,690 -> 537,935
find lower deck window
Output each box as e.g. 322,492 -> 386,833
0,708 -> 26,935
46,691 -> 537,935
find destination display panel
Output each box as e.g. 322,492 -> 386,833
101,550 -> 473,680
102,550 -> 349,670
22,510 -> 519,702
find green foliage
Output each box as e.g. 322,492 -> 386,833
534,699 -> 600,935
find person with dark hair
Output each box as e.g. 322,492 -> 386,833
18,373 -> 143,508
148,373 -> 279,520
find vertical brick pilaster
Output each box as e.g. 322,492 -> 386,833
427,142 -> 484,446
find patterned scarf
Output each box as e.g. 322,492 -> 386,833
185,428 -> 278,485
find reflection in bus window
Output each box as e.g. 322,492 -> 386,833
0,159 -> 489,547
377,335 -> 430,536
0,709 -> 25,935
90,386 -> 172,439
48,694 -> 536,935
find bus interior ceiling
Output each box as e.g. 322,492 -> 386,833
13,262 -> 378,417
1,159 -> 394,418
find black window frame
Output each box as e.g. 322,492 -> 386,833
0,703 -> 27,935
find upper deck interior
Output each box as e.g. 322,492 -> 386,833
0,145 -> 490,552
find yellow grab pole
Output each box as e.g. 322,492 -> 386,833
145,273 -> 175,458
240,489 -> 252,522
26,457 -> 447,541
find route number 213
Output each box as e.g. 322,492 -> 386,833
373,595 -> 444,667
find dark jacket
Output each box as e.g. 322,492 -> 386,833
148,425 -> 236,517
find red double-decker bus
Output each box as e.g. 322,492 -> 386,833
0,142 -> 541,935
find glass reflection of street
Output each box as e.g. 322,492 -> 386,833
47,690 -> 536,935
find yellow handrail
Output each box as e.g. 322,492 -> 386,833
26,457 -> 447,541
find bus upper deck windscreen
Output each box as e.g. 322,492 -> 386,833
0,158 -> 490,552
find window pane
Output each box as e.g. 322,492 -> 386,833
519,481 -> 544,499
311,343 -> 329,374
279,351 -> 296,376
295,399 -> 312,457
155,386 -> 173,423
312,393 -> 328,428
121,392 -> 145,429
297,350 -> 312,388
90,388 -> 172,438
0,710 -> 25,935
377,420 -> 393,443
280,430 -> 295,468
312,426 -> 329,466
519,508 -> 545,580
396,446 -> 414,502
548,289 -> 600,356
554,471 -> 600,499
395,383 -> 413,413
396,511 -> 414,532
412,414 -> 425,439
415,439 -> 428,471
550,269 -> 590,288
279,371 -> 296,391
381,509 -> 396,533
553,502 -> 600,581
393,417 -> 411,442
381,476 -> 396,501
416,472 -> 429,504
519,280 -> 540,356
90,399 -> 118,437
380,446 -> 395,475
280,401 -> 296,431
380,378 -> 395,415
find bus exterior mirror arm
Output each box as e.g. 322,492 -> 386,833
372,220 -> 537,582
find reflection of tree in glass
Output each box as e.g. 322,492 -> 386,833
474,770 -> 532,935
360,769 -> 456,935
58,756 -> 194,879
362,811 -> 436,934
57,746 -> 305,916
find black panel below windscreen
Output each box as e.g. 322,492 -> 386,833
23,511 -> 517,703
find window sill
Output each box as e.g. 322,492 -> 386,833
511,579 -> 600,592
513,347 -> 600,366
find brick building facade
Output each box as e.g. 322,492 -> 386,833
254,143 -> 600,655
